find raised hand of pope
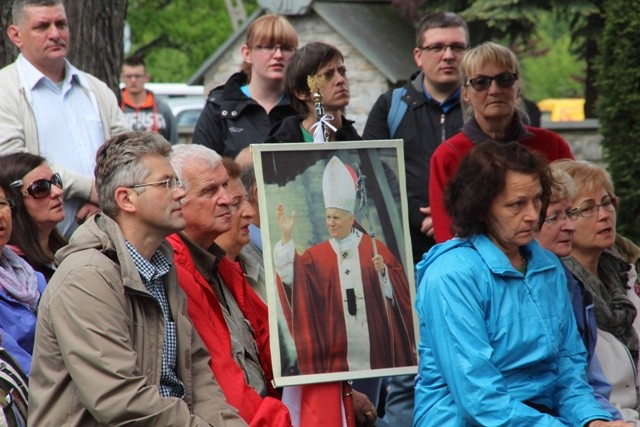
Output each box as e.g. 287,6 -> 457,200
276,203 -> 296,244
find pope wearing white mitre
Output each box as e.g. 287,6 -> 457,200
274,155 -> 416,374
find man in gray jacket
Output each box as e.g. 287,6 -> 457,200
0,0 -> 129,237
28,131 -> 247,426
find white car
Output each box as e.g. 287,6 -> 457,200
145,83 -> 206,131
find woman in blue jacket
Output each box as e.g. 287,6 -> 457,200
414,141 -> 629,426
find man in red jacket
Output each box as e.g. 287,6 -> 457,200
167,144 -> 291,427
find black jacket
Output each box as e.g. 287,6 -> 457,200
363,71 -> 463,263
265,115 -> 361,143
192,72 -> 297,158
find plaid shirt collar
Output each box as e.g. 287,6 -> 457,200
125,241 -> 171,284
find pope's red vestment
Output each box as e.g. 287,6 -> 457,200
277,231 -> 416,374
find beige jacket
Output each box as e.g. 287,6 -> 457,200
28,214 -> 247,427
0,60 -> 129,200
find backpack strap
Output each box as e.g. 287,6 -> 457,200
387,87 -> 408,138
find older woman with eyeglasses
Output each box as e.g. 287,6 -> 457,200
0,174 -> 47,376
556,160 -> 640,419
193,14 -> 299,158
534,164 -> 624,421
0,153 -> 66,281
429,41 -> 574,244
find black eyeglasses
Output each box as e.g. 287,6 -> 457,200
0,197 -> 14,210
254,45 -> 296,55
129,177 -> 185,191
418,43 -> 468,54
573,197 -> 618,219
465,72 -> 519,91
11,173 -> 63,199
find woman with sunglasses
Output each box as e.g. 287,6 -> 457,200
192,14 -> 299,158
429,41 -> 574,244
556,159 -> 640,418
0,174 -> 47,375
0,153 -> 66,281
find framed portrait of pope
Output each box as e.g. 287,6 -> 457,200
252,140 -> 418,387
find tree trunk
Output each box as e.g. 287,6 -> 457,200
0,0 -> 128,94
0,2 -> 19,66
66,0 -> 128,94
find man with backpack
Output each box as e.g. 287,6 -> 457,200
361,11 -> 468,427
363,12 -> 468,264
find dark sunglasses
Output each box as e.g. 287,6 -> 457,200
466,72 -> 518,91
11,173 -> 63,199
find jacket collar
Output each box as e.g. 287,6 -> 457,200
55,214 -> 173,295
406,70 -> 461,111
469,234 -> 555,276
172,232 -> 226,283
121,89 -> 155,109
462,113 -> 534,145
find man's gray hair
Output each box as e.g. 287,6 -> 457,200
169,144 -> 223,189
95,131 -> 172,218
12,0 -> 64,25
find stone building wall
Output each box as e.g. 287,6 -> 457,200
545,119 -> 603,166
200,13 -> 392,135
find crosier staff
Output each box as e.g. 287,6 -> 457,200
307,74 -> 336,142
353,162 -> 378,257
353,161 -> 397,312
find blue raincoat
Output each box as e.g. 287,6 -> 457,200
413,234 -> 612,426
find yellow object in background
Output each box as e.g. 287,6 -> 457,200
537,98 -> 585,122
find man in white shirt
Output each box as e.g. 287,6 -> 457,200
0,0 -> 129,237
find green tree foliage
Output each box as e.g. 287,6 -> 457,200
596,0 -> 640,242
416,0 -> 552,46
126,0 -> 256,82
519,12 -> 584,101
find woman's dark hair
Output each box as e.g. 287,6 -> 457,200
284,42 -> 344,116
444,141 -> 552,238
0,153 -> 67,269
0,175 -> 12,203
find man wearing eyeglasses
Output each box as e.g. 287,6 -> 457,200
120,55 -> 178,144
0,0 -> 129,239
363,11 -> 468,265
362,12 -> 468,427
28,131 -> 247,426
